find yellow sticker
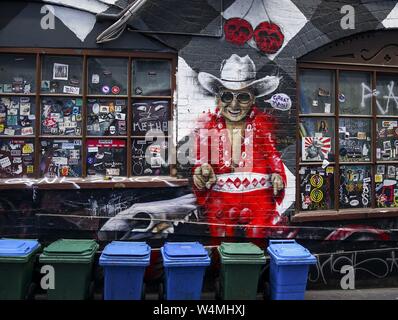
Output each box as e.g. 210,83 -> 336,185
375,174 -> 383,183
310,188 -> 324,203
109,103 -> 115,113
326,167 -> 334,174
26,165 -> 34,174
22,144 -> 34,154
310,174 -> 324,188
0,124 -> 4,133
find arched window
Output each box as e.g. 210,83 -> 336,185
295,30 -> 398,221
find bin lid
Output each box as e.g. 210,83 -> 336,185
0,239 -> 40,257
219,242 -> 264,256
102,241 -> 150,258
218,242 -> 265,264
43,239 -> 98,256
164,242 -> 208,259
161,242 -> 210,267
99,241 -> 151,267
267,240 -> 316,265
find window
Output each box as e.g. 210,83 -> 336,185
298,66 -> 398,215
0,49 -> 176,183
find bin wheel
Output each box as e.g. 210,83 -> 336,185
26,283 -> 37,300
159,282 -> 165,301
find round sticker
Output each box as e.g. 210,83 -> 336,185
310,188 -> 323,203
350,199 -> 359,207
102,86 -> 110,94
338,93 -> 346,103
111,86 -> 120,95
310,174 -> 323,188
92,103 -> 100,114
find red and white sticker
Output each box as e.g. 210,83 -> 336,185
21,127 -> 34,136
111,86 -> 120,95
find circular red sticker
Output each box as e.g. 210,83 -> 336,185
111,86 -> 120,94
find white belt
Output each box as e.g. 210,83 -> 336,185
212,172 -> 272,193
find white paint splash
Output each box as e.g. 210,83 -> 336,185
382,3 -> 398,29
40,0 -> 109,14
176,57 -> 216,141
223,0 -> 308,60
51,6 -> 97,42
276,164 -> 295,215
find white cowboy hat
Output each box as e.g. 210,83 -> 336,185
198,54 -> 280,97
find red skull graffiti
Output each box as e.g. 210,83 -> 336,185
224,18 -> 253,46
253,22 -> 284,54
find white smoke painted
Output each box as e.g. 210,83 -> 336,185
176,57 -> 217,141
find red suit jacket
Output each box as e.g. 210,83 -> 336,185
192,106 -> 286,238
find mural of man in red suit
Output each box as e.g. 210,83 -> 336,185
192,54 -> 286,238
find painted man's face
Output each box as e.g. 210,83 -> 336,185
218,88 -> 255,122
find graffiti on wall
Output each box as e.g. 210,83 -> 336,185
4,0 -> 398,248
308,247 -> 398,287
97,53 -> 296,239
192,54 -> 293,238
223,0 -> 307,59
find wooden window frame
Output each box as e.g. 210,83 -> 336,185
0,48 -> 188,189
294,62 -> 398,222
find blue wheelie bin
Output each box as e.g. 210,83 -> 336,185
161,242 -> 210,300
99,241 -> 151,300
267,240 -> 316,300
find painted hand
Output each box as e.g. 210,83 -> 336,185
271,173 -> 284,196
193,163 -> 217,190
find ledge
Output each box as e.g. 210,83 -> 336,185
0,176 -> 189,190
292,208 -> 398,223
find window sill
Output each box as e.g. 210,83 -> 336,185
0,176 -> 189,190
292,208 -> 398,223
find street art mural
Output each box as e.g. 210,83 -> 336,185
192,54 -> 288,238
2,0 -> 398,269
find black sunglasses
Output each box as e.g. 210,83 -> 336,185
219,91 -> 253,104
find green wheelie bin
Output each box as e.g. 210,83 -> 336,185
39,239 -> 98,300
218,242 -> 266,300
0,239 -> 41,300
